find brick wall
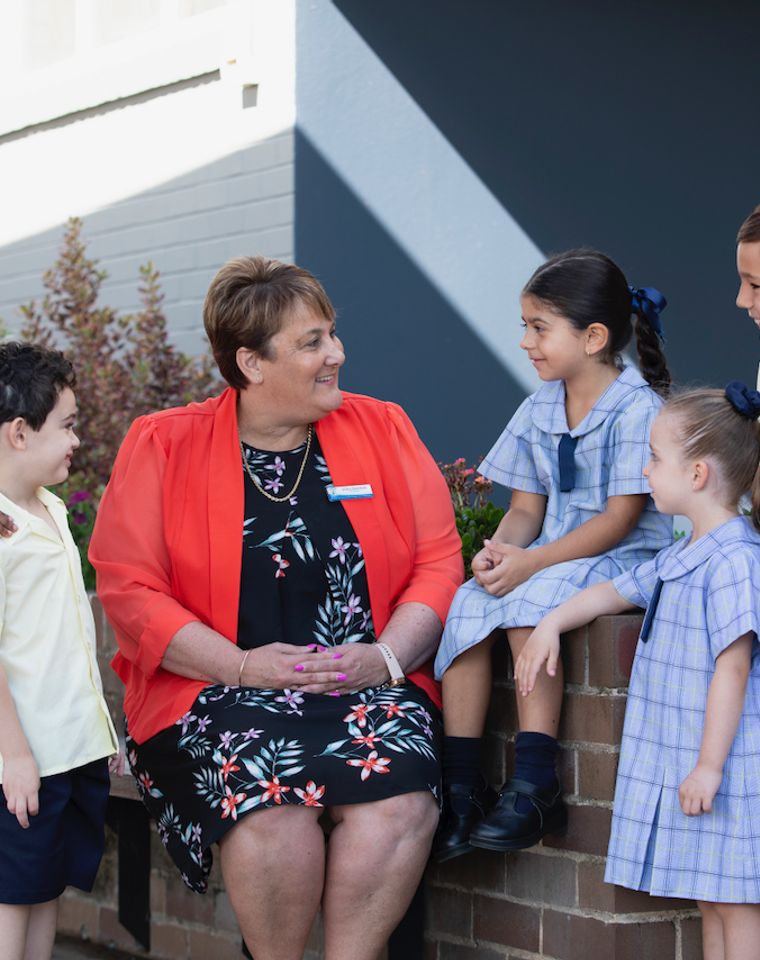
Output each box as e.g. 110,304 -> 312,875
59,601 -> 702,960
424,619 -> 703,960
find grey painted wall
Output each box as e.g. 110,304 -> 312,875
296,0 -> 760,463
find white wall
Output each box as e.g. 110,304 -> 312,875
0,0 -> 295,355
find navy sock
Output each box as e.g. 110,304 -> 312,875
442,735 -> 482,790
512,731 -> 559,812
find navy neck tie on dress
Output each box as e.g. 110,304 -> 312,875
639,577 -> 663,643
558,433 -> 579,493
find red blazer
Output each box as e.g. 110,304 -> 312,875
90,388 -> 463,744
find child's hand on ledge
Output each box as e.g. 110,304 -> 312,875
679,764 -> 722,816
514,623 -> 561,697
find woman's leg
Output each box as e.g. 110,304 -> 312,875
22,899 -> 58,960
323,791 -> 438,960
218,806 -> 325,960
0,903 -> 30,960
698,901 -> 725,960
507,626 -> 563,735
713,903 -> 760,960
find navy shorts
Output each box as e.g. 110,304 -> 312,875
0,758 -> 109,904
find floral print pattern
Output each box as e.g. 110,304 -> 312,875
126,436 -> 440,893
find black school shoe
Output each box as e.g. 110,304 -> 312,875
468,777 -> 567,851
432,778 -> 497,863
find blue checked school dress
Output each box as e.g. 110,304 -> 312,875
606,516 -> 760,902
435,365 -> 672,676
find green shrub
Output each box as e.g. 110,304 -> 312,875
15,217 -> 221,586
438,458 -> 506,572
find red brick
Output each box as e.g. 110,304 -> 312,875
543,909 -> 614,959
680,916 -> 704,960
57,893 -> 100,940
165,873 -> 215,924
577,861 -> 692,913
559,746 -> 576,796
425,884 -> 473,939
576,748 -> 618,802
613,919 -> 676,960
542,803 -> 611,857
439,942 -> 507,959
428,846 -> 507,894
150,871 -> 167,916
99,905 -> 144,952
559,691 -> 626,745
544,910 -> 677,960
214,889 -> 241,934
188,929 -> 245,960
473,894 -> 539,952
561,625 -> 587,686
588,615 -> 642,687
150,920 -> 189,959
505,850 -> 576,908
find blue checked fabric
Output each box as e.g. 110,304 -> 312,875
606,516 -> 760,902
435,365 -> 672,677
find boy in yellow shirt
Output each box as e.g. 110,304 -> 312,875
0,342 -> 118,960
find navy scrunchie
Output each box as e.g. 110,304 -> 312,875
725,381 -> 760,420
630,285 -> 667,342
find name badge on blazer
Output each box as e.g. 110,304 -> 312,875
326,484 -> 374,501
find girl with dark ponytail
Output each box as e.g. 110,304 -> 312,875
433,249 -> 673,861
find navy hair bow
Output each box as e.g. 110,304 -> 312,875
725,381 -> 760,420
629,286 -> 667,342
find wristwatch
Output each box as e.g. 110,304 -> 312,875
375,642 -> 405,687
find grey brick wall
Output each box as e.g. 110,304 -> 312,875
0,130 -> 294,357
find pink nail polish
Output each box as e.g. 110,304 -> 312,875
294,664 -> 304,672
332,652 -> 343,659
307,644 -> 318,650
328,691 -> 340,697
336,672 -> 347,681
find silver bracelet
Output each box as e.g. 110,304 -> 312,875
375,642 -> 405,687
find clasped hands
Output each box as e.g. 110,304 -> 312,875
472,540 -> 540,596
239,641 -> 391,696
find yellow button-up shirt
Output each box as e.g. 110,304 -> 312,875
0,488 -> 117,781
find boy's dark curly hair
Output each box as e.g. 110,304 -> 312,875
0,341 -> 76,430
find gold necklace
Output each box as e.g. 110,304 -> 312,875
240,425 -> 313,503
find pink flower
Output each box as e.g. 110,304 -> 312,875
330,537 -> 348,563
351,733 -> 382,748
341,594 -> 362,624
67,490 -> 90,505
346,750 -> 391,781
273,553 -> 290,578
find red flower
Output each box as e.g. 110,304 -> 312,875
221,787 -> 247,820
346,751 -> 391,781
382,703 -> 407,719
257,776 -> 291,804
351,733 -> 382,748
343,703 -> 375,728
294,781 -> 326,807
219,754 -> 240,781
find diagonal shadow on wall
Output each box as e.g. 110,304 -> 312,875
295,129 -> 524,464
333,0 -> 760,387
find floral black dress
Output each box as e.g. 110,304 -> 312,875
126,435 -> 442,892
